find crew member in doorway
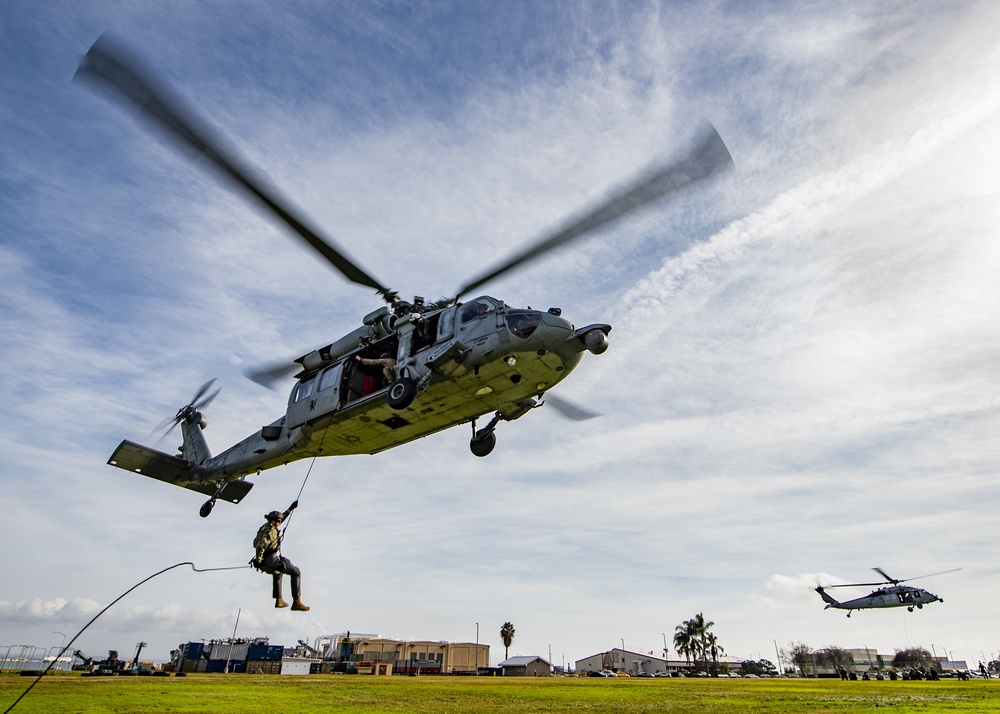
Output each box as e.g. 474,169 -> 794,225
251,502 -> 309,611
356,353 -> 396,384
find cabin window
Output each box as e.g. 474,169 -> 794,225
460,298 -> 494,323
294,378 -> 314,402
318,366 -> 339,392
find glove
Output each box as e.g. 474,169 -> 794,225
289,501 -> 298,510
250,558 -> 262,571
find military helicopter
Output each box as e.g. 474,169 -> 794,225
815,568 -> 961,617
76,36 -> 734,517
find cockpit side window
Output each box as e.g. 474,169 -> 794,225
293,378 -> 314,403
460,298 -> 494,323
437,306 -> 456,339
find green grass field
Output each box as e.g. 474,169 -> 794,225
3,673 -> 999,713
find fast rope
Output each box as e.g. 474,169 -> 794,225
3,561 -> 248,714
277,454 -> 319,541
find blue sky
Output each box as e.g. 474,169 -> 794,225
3,0 -> 1000,671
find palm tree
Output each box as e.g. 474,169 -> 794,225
674,613 -> 719,673
500,622 -> 515,661
673,624 -> 693,672
706,632 -> 724,674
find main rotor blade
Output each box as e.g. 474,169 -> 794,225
542,393 -> 601,421
823,582 -> 887,589
873,567 -> 898,584
455,122 -> 734,300
75,35 -> 392,299
895,567 -> 963,584
243,360 -> 300,391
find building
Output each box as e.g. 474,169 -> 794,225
499,656 -> 552,677
577,649 -> 676,676
175,634 -> 489,676
576,648 -> 746,676
319,634 -> 489,674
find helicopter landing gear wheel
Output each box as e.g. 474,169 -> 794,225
916,603 -> 923,609
846,612 -> 851,618
470,430 -> 496,457
199,498 -> 216,518
907,606 -> 914,612
387,377 -> 417,410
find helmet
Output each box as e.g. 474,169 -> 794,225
265,511 -> 284,522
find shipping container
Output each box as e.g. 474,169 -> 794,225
247,644 -> 284,661
280,658 -> 318,676
182,642 -> 205,660
393,660 -> 442,676
207,642 -> 250,662
245,660 -> 282,674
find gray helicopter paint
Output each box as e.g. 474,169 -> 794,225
108,297 -> 608,499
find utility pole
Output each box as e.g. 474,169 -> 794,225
224,608 -> 241,674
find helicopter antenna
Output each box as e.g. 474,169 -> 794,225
75,35 -> 395,302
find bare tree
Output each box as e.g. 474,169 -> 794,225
784,642 -> 812,677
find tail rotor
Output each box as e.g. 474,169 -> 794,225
152,379 -> 221,445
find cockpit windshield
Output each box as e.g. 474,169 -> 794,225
507,309 -> 540,339
460,298 -> 496,323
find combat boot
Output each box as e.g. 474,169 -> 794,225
275,598 -> 289,608
291,597 -> 310,611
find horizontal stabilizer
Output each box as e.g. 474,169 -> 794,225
107,440 -> 253,503
109,440 -> 189,481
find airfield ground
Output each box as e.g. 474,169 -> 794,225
2,673 -> 999,713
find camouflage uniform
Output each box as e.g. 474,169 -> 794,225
252,506 -> 306,608
357,356 -> 396,384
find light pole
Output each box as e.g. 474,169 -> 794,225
224,608 -> 241,674
773,639 -> 781,675
475,622 -> 479,675
662,633 -> 668,662
53,632 -> 67,671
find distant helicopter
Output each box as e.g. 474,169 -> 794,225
815,568 -> 961,617
76,36 -> 734,517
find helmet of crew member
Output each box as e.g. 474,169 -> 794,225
265,511 -> 284,522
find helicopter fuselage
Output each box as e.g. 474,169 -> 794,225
108,295 -> 610,508
817,584 -> 942,615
